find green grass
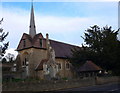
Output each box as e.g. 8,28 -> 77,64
12,78 -> 24,82
62,77 -> 68,80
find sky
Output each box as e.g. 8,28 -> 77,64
0,1 -> 119,58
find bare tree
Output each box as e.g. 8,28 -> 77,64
5,53 -> 15,62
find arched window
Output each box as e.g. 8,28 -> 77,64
25,58 -> 27,65
57,63 -> 62,70
66,62 -> 70,70
24,58 -> 29,66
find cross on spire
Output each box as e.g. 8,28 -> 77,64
29,1 -> 36,38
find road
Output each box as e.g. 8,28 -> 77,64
56,82 -> 120,93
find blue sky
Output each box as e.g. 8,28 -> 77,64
3,2 -> 117,17
0,1 -> 119,56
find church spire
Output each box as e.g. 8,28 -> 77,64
29,1 -> 36,38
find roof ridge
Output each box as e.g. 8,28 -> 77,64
49,39 -> 80,48
23,33 -> 79,48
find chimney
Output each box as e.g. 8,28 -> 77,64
46,33 -> 50,59
46,33 -> 49,40
46,33 -> 49,49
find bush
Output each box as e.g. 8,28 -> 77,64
62,77 -> 68,80
12,78 -> 23,82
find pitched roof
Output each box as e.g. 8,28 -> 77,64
16,33 -> 80,58
78,61 -> 102,72
35,59 -> 48,71
50,39 -> 79,58
17,33 -> 46,50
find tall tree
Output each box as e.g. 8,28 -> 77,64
83,25 -> 119,70
0,18 -> 9,59
71,25 -> 120,75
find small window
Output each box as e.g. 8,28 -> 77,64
24,58 -> 27,65
66,63 -> 70,69
39,38 -> 43,48
23,61 -> 25,65
23,39 -> 26,47
58,63 -> 62,70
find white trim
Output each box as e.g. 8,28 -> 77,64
26,65 -> 29,76
57,62 -> 62,70
43,64 -> 49,75
65,62 -> 70,70
22,65 -> 25,68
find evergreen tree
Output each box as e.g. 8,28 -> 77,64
2,57 -> 7,63
0,18 -> 9,59
71,25 -> 120,75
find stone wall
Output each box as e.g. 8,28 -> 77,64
3,76 -> 119,91
17,47 -> 74,79
55,58 -> 74,78
18,48 -> 47,78
2,78 -> 95,91
96,76 -> 120,85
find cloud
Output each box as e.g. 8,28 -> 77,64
36,16 -> 89,32
2,2 -> 118,51
4,48 -> 18,59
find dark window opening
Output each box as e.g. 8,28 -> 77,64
66,63 -> 70,69
23,39 -> 26,47
25,58 -> 27,65
58,63 -> 61,69
23,61 -> 24,65
39,38 -> 43,48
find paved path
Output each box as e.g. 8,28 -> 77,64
57,82 -> 120,93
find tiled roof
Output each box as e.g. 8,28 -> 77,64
35,59 -> 48,71
17,33 -> 80,58
50,39 -> 79,58
17,33 -> 46,50
78,61 -> 102,72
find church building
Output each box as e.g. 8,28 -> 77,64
16,3 -> 79,79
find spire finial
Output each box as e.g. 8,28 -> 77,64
29,0 -> 36,38
32,0 -> 33,5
